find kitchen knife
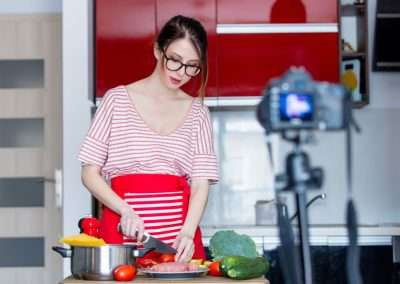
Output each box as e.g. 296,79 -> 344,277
117,223 -> 176,254
142,232 -> 177,254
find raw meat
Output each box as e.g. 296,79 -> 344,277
150,262 -> 200,272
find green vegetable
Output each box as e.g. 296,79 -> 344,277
221,256 -> 269,280
220,256 -> 250,273
209,230 -> 259,260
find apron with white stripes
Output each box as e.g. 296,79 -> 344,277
99,174 -> 205,259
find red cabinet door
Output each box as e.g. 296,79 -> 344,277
156,0 -> 217,97
95,0 -> 156,98
217,33 -> 340,97
217,0 -> 338,24
95,1 -> 339,100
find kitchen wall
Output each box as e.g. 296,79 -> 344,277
202,0 -> 400,227
59,0 -> 400,231
276,109 -> 400,225
17,0 -> 396,232
201,109 -> 277,226
204,105 -> 399,226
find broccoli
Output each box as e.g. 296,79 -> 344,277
209,230 -> 259,260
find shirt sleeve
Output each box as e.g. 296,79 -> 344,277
191,104 -> 219,184
78,90 -> 114,167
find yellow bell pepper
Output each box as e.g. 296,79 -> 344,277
59,233 -> 106,247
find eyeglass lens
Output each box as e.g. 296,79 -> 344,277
164,54 -> 200,77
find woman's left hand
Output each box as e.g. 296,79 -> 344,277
172,233 -> 194,262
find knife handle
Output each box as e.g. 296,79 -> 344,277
117,223 -> 150,243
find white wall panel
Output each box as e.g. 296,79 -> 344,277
62,0 -> 93,277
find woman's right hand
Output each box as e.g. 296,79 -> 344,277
119,207 -> 145,242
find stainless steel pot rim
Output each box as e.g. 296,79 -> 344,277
70,244 -> 140,248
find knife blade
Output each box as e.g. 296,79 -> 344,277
117,223 -> 176,254
142,232 -> 177,254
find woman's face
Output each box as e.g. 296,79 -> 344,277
157,38 -> 201,90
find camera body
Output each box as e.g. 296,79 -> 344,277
258,68 -> 350,132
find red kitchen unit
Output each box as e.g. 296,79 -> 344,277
95,0 -> 340,102
95,0 -> 217,98
156,0 -> 218,97
217,0 -> 338,24
95,0 -> 156,98
217,33 -> 340,97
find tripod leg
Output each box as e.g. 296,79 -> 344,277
296,190 -> 313,284
277,202 -> 302,284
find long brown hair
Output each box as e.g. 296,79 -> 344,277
156,15 -> 208,99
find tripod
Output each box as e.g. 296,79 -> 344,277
276,131 -> 323,284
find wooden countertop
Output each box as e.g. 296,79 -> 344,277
61,276 -> 269,284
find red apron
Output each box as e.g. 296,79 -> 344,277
99,174 -> 205,260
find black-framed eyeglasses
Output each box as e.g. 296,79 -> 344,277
161,50 -> 201,77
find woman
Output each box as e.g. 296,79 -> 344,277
78,15 -> 218,262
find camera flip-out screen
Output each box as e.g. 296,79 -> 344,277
279,92 -> 314,122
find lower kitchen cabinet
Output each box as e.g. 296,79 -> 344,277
264,246 -> 397,284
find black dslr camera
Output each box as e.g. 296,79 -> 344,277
257,68 -> 350,133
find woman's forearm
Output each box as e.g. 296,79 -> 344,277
81,165 -> 132,215
181,179 -> 209,237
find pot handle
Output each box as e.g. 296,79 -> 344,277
52,246 -> 72,258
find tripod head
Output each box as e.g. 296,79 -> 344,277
276,131 -> 323,194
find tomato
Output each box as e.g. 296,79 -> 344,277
159,253 -> 176,263
136,258 -> 158,269
208,261 -> 222,276
113,264 -> 137,281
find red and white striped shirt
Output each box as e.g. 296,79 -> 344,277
78,86 -> 218,183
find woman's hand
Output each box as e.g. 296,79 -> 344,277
172,233 -> 194,262
120,207 -> 145,242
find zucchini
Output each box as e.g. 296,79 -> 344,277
221,256 -> 269,280
220,256 -> 250,274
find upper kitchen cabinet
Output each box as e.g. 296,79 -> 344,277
216,0 -> 340,99
95,0 -> 340,102
95,0 -> 156,98
156,0 -> 217,97
217,0 -> 338,24
217,33 -> 339,97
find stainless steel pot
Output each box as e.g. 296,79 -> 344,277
52,245 -> 144,280
255,200 -> 277,225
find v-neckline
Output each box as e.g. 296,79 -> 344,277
123,85 -> 195,137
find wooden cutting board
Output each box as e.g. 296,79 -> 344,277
61,275 -> 269,284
